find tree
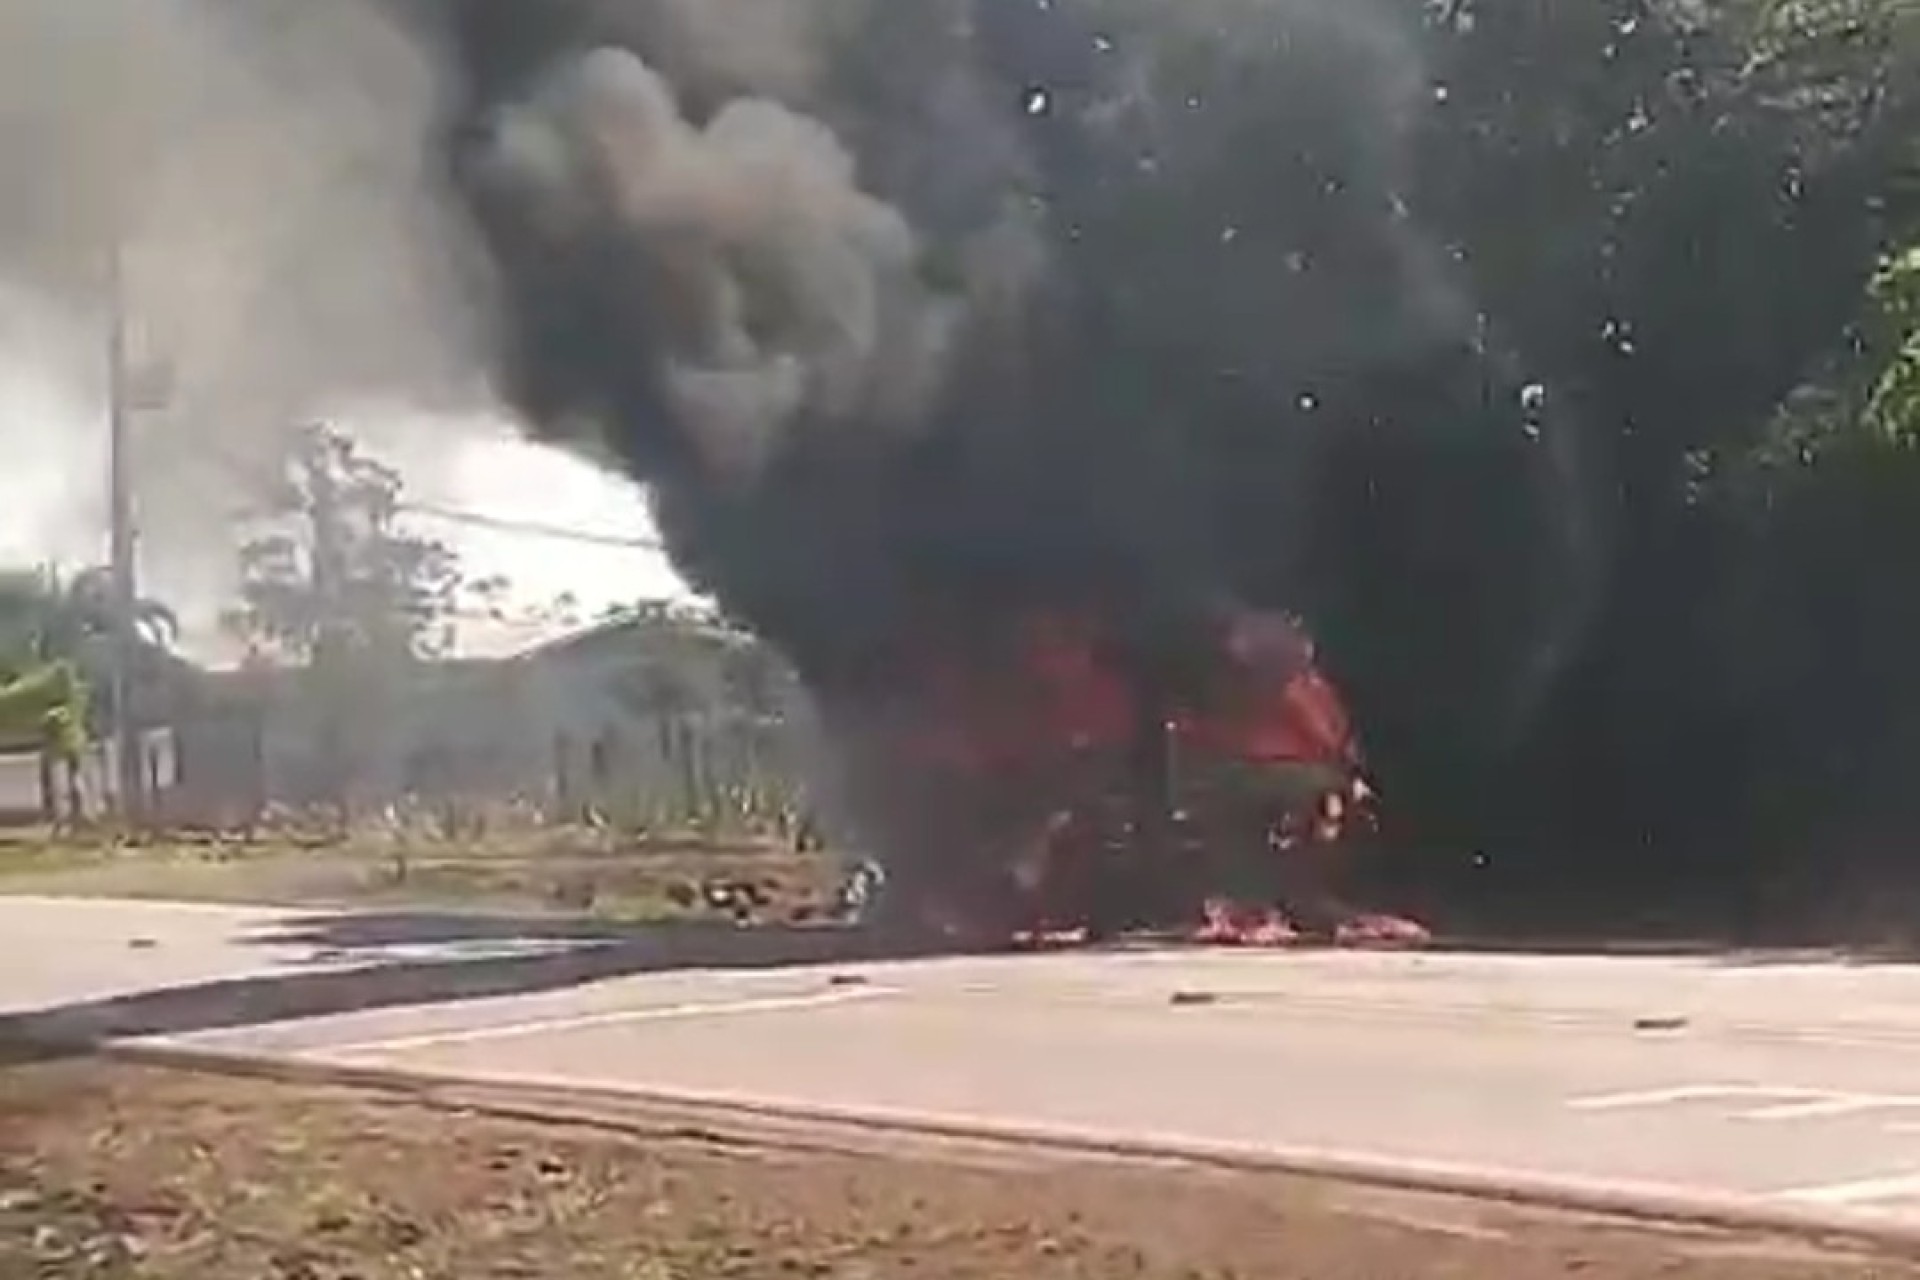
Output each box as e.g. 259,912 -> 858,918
0,660 -> 87,823
1360,0 -> 1920,925
0,567 -> 177,674
223,425 -> 462,665
222,425 -> 462,811
0,566 -> 175,823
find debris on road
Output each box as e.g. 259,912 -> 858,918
1634,1015 -> 1692,1032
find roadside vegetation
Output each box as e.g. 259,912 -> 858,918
0,822 -> 844,925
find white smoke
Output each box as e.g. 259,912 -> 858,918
0,0 -> 494,613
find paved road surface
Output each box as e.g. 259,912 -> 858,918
10,896 -> 1920,1229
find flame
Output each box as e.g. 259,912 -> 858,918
878,607 -> 1420,948
900,611 -> 1134,769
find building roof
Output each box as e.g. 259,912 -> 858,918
512,607 -> 753,666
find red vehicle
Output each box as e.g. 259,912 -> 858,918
875,606 -> 1425,948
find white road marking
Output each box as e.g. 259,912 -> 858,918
1571,1084 -> 1920,1124
314,985 -> 895,1055
0,896 -> 293,919
1566,1085 -> 1823,1112
1740,1094 -> 1920,1122
1777,1171 -> 1920,1207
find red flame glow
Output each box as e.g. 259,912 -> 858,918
881,608 -> 1424,949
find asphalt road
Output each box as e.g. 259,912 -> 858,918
11,896 -> 1920,1229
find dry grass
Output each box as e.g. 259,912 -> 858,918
0,827 -> 843,923
1,1060 -> 1914,1280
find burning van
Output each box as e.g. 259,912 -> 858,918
849,602 -> 1428,949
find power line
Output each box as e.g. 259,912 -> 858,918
396,501 -> 669,551
210,449 -> 672,552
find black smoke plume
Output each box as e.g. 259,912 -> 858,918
424,0 -> 1581,700
412,0 -> 1610,882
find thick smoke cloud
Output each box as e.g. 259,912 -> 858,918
428,0 -> 1590,743
466,43 -> 966,480
0,0 -> 1593,773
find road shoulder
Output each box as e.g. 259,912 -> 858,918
3,1057 -> 1914,1280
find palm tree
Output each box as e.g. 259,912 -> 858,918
0,566 -> 179,821
0,658 -> 88,822
0,567 -> 178,663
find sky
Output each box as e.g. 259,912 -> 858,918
0,351 -> 695,666
0,0 -> 695,669
399,416 -> 700,659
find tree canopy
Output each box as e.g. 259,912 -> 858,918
1290,0 -> 1920,925
0,566 -> 176,753
222,424 -> 461,667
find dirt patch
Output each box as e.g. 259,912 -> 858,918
1,1060 -> 1912,1280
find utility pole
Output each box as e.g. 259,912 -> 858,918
106,243 -> 143,825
